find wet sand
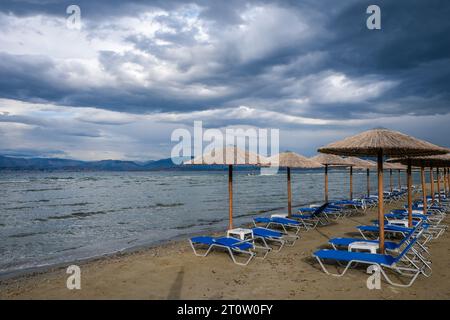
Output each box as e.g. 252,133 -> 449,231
1,188 -> 449,299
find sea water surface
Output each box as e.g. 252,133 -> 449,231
0,169 -> 417,277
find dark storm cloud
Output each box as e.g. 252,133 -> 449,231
0,0 -> 449,119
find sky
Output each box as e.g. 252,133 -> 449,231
0,0 -> 449,161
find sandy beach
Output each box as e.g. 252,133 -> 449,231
1,187 -> 449,300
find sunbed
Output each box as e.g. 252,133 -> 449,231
252,227 -> 298,251
189,235 -> 270,266
313,235 -> 429,287
253,216 -> 301,235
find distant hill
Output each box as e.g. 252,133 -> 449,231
0,155 -> 167,171
0,155 -> 260,171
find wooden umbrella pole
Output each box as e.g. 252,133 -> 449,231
349,166 -> 353,200
366,168 -> 370,197
447,168 -> 450,196
287,167 -> 292,217
445,168 -> 448,196
228,164 -> 233,230
389,169 -> 393,192
430,167 -> 435,202
447,168 -> 449,196
421,166 -> 426,215
437,168 -> 441,204
324,164 -> 329,202
398,169 -> 401,189
446,168 -> 450,196
444,168 -> 448,196
407,159 -> 413,227
377,151 -> 385,253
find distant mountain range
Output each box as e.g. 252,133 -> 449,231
0,155 -> 257,171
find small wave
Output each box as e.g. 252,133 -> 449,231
173,217 -> 227,230
155,202 -> 184,208
47,208 -> 118,220
4,205 -> 35,210
9,231 -> 48,238
46,202 -> 91,207
82,177 -> 99,180
23,188 -> 63,192
54,246 -> 83,253
73,211 -> 109,218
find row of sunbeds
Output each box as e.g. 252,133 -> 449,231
189,186 -> 447,287
313,192 -> 448,287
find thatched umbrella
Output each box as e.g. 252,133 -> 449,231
267,152 -> 323,217
318,128 -> 448,253
184,146 -> 268,230
345,157 -> 376,197
310,154 -> 352,202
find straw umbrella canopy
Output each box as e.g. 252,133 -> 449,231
267,152 -> 323,217
184,146 -> 269,230
310,154 -> 353,202
345,157 -> 376,197
318,128 -> 448,253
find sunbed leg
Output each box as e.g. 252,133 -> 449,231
228,248 -> 255,266
189,240 -> 213,257
315,256 -> 352,277
380,267 -> 422,288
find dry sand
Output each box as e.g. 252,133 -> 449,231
1,189 -> 449,300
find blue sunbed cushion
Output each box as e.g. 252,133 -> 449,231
357,225 -> 413,233
314,249 -> 396,266
214,237 -> 253,250
329,238 -> 401,250
291,213 -> 314,219
190,236 -> 253,250
254,216 -> 300,225
385,213 -> 428,220
298,207 -> 316,212
271,217 -> 300,225
254,217 -> 271,223
191,236 -> 214,245
252,227 -> 282,238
